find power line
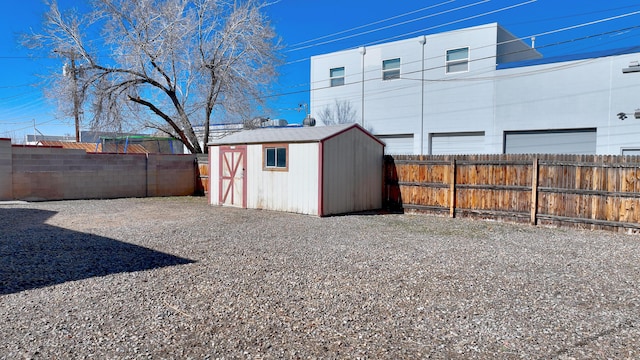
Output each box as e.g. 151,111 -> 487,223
504,3 -> 640,26
283,0 -> 538,64
0,118 -> 68,134
283,3 -> 640,66
286,0 -> 491,52
167,21 -> 640,113
0,83 -> 39,89
4,1 -> 640,125
289,9 -> 640,90
286,0 -> 456,48
368,0 -> 537,46
529,10 -> 640,40
290,25 -> 640,103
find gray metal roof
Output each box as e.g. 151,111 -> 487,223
208,123 -> 375,145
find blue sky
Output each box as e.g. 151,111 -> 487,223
2,0 -> 640,141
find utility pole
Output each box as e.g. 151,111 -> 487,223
58,50 -> 81,142
70,56 -> 80,142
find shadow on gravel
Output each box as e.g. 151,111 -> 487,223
0,208 -> 194,296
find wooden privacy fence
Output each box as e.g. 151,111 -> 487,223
384,154 -> 640,232
195,154 -> 209,196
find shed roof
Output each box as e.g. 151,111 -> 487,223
208,123 -> 384,146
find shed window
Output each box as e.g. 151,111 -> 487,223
382,58 -> 400,80
263,144 -> 288,171
330,67 -> 345,87
446,47 -> 469,73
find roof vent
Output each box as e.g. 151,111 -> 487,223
303,114 -> 316,127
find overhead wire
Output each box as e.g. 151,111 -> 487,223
0,1 -> 525,135
215,4 -> 640,111
297,10 -> 640,91
503,3 -> 640,26
286,24 -> 640,105
283,2 -> 640,65
286,0 -> 492,52
286,0 -> 456,48
281,0 -> 539,64
367,0 -> 537,47
3,1 -> 640,133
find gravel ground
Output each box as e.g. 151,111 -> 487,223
1,197 -> 640,359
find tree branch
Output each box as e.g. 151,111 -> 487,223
127,95 -> 194,153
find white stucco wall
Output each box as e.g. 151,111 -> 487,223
495,53 -> 640,154
311,22 -> 640,155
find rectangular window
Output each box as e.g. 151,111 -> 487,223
263,144 -> 288,171
446,47 -> 469,73
382,58 -> 400,80
330,67 -> 345,87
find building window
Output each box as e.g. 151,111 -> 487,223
263,144 -> 288,171
382,58 -> 400,80
330,67 -> 345,87
446,47 -> 469,73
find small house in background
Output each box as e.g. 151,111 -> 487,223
208,123 -> 385,216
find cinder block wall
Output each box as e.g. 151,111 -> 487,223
147,154 -> 196,197
0,139 -> 12,200
4,144 -> 196,201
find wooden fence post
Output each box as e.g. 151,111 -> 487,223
530,157 -> 539,225
450,159 -> 456,218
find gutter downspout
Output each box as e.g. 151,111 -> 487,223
359,46 -> 366,128
419,36 -> 427,155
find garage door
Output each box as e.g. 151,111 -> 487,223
504,129 -> 596,154
430,132 -> 485,155
377,134 -> 414,155
622,148 -> 640,156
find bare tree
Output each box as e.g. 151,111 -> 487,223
316,99 -> 357,126
25,0 -> 281,153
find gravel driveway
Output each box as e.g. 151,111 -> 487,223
1,197 -> 639,359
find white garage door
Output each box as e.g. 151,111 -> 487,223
430,132 -> 485,155
377,134 -> 414,155
504,129 -> 596,154
622,148 -> 640,156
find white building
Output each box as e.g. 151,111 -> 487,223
310,23 -> 640,155
208,123 -> 384,216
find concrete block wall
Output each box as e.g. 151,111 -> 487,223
3,143 -> 196,201
0,139 -> 12,200
147,154 -> 196,197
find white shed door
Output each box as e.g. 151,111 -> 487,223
219,146 -> 247,208
430,132 -> 485,155
504,129 -> 596,154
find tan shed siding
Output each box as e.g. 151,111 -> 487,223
208,146 -> 220,205
322,128 -> 383,215
247,143 -> 319,215
287,143 -> 319,215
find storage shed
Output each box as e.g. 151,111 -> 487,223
208,123 -> 385,216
